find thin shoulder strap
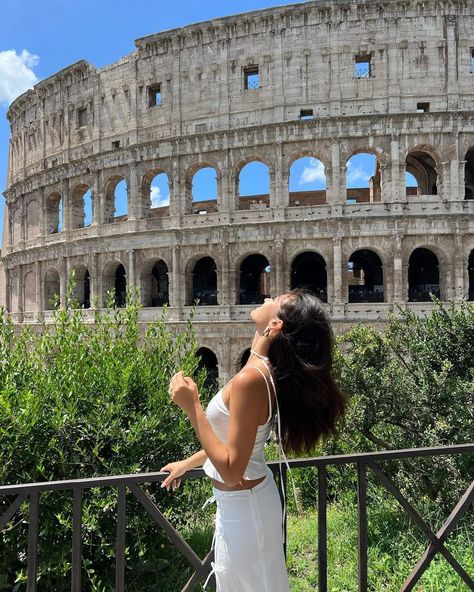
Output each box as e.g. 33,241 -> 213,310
246,365 -> 273,423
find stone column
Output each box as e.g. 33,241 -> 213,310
90,253 -> 100,309
446,15 -> 459,110
35,260 -> 43,313
169,159 -> 181,217
273,142 -> 286,208
92,172 -> 101,226
127,249 -> 136,298
60,257 -> 67,308
61,177 -> 71,231
455,160 -> 466,201
274,239 -> 284,295
332,237 -> 343,303
220,240 -> 230,305
329,143 -> 344,206
5,269 -> 10,313
171,244 -> 181,308
392,233 -> 404,303
128,162 -> 140,220
17,265 -> 24,317
39,187 -> 46,237
389,138 -> 401,203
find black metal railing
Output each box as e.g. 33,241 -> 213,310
0,443 -> 473,591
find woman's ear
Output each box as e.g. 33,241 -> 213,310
270,318 -> 284,332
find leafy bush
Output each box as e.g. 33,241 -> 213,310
0,286 -> 214,591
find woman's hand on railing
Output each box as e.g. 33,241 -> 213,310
160,460 -> 189,491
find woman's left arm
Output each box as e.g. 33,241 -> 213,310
169,370 -> 265,486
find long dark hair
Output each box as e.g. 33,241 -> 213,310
268,288 -> 348,455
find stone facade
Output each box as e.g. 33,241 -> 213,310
2,0 -> 474,385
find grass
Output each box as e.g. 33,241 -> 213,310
286,495 -> 474,592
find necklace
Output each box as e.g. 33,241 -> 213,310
250,348 -> 270,363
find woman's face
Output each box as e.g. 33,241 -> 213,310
250,293 -> 291,335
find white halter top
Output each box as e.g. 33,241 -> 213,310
202,365 -> 274,483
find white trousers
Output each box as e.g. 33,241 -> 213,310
205,468 -> 291,592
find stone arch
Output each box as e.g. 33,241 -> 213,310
408,247 -> 440,301
142,169 -> 171,215
104,175 -> 128,223
71,184 -> 93,229
288,152 -> 328,206
196,346 -> 219,390
345,149 -> 383,203
44,267 -> 60,310
185,164 -> 218,213
140,258 -> 170,307
237,157 -> 271,210
347,249 -> 384,303
404,145 -> 441,196
464,147 -> 474,200
103,260 -> 127,307
239,348 -> 251,369
25,199 -> 40,240
238,253 -> 271,304
185,255 -> 218,306
290,250 -> 328,302
24,270 -> 36,312
70,265 -> 91,308
46,192 -> 63,234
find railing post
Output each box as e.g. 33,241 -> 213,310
27,492 -> 39,592
71,487 -> 82,592
115,485 -> 127,592
318,467 -> 327,592
357,463 -> 368,592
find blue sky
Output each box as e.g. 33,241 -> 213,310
0,0 -> 416,234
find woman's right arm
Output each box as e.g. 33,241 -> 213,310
160,449 -> 207,490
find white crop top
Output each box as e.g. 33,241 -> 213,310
202,366 -> 274,483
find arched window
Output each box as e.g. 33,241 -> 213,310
464,148 -> 474,200
291,252 -> 327,302
141,260 -> 169,307
46,192 -> 63,234
239,254 -> 271,304
289,157 -> 327,206
189,257 -> 218,305
103,262 -> 127,308
192,167 -> 217,203
347,250 -> 384,303
104,177 -> 128,223
238,161 -> 270,210
406,151 -> 438,195
408,248 -> 440,302
196,347 -> 219,390
71,266 -> 91,309
149,173 -> 170,210
71,185 -> 93,229
346,153 -> 381,203
44,268 -> 60,310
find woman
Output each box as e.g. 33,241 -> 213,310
161,288 -> 347,591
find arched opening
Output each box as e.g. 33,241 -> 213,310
142,260 -> 169,307
240,348 -> 251,369
71,184 -> 93,229
408,248 -> 440,302
104,177 -> 128,223
46,192 -> 63,234
348,250 -> 384,303
103,262 -> 127,308
464,148 -> 474,200
196,347 -> 219,390
405,172 -> 418,197
44,268 -> 60,310
346,153 -> 381,203
468,251 -> 474,301
24,271 -> 36,312
72,266 -> 91,309
149,172 -> 170,212
239,254 -> 271,304
289,156 -> 327,206
405,151 -> 438,195
190,257 -> 218,305
291,252 -> 327,302
25,200 -> 40,240
238,161 -> 270,210
191,167 -> 218,213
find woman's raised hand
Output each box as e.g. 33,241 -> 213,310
160,460 -> 188,491
168,371 -> 199,414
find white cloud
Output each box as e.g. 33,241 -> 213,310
151,185 -> 170,208
0,49 -> 39,106
299,159 -> 326,185
346,164 -> 371,185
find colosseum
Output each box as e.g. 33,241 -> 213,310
2,0 -> 474,384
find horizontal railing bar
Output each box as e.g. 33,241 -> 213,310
0,443 -> 472,495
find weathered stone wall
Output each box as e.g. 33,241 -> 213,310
2,0 -> 474,384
